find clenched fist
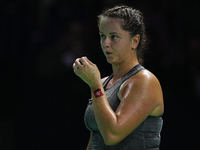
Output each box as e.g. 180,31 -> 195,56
73,57 -> 102,89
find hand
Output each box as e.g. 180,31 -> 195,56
73,57 -> 102,88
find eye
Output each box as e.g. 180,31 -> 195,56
111,35 -> 117,40
100,34 -> 106,40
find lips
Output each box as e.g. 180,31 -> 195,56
105,51 -> 112,55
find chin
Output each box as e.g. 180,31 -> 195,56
106,58 -> 114,64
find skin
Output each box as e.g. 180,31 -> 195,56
73,17 -> 164,148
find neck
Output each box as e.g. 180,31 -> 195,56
111,59 -> 139,82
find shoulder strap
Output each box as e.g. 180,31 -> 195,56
120,64 -> 145,83
102,64 -> 145,92
117,64 -> 145,101
102,74 -> 113,89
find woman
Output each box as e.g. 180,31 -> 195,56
73,5 -> 164,150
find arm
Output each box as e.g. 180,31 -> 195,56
86,132 -> 92,150
86,79 -> 107,150
73,57 -> 164,146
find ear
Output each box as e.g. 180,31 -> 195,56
131,35 -> 140,50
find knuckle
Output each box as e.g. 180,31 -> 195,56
75,58 -> 80,62
72,63 -> 76,69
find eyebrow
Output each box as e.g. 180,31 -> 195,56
99,31 -> 121,35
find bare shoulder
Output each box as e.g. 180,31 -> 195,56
126,69 -> 161,89
121,69 -> 164,116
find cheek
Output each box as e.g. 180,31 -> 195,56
118,42 -> 132,55
115,41 -> 127,51
100,40 -> 103,49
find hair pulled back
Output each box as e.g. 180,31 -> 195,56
98,5 -> 147,64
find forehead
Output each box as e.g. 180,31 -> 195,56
99,17 -> 124,33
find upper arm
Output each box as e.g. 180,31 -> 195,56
111,70 -> 163,143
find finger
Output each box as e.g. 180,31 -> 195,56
73,62 -> 79,69
84,57 -> 94,65
73,62 -> 76,69
80,57 -> 88,66
75,59 -> 82,69
74,69 -> 79,76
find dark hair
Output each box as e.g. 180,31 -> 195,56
98,5 -> 147,64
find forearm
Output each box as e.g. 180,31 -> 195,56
73,57 -> 122,144
91,85 -> 119,144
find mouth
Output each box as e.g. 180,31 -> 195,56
105,51 -> 113,55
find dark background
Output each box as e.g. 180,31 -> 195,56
1,0 -> 200,149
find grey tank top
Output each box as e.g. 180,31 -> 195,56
84,64 -> 163,150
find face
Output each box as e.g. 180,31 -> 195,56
99,17 -> 137,65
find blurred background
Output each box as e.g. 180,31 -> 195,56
1,0 -> 200,149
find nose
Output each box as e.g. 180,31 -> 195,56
102,37 -> 110,48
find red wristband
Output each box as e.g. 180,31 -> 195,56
93,88 -> 104,98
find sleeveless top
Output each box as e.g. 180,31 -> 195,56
84,64 -> 163,150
